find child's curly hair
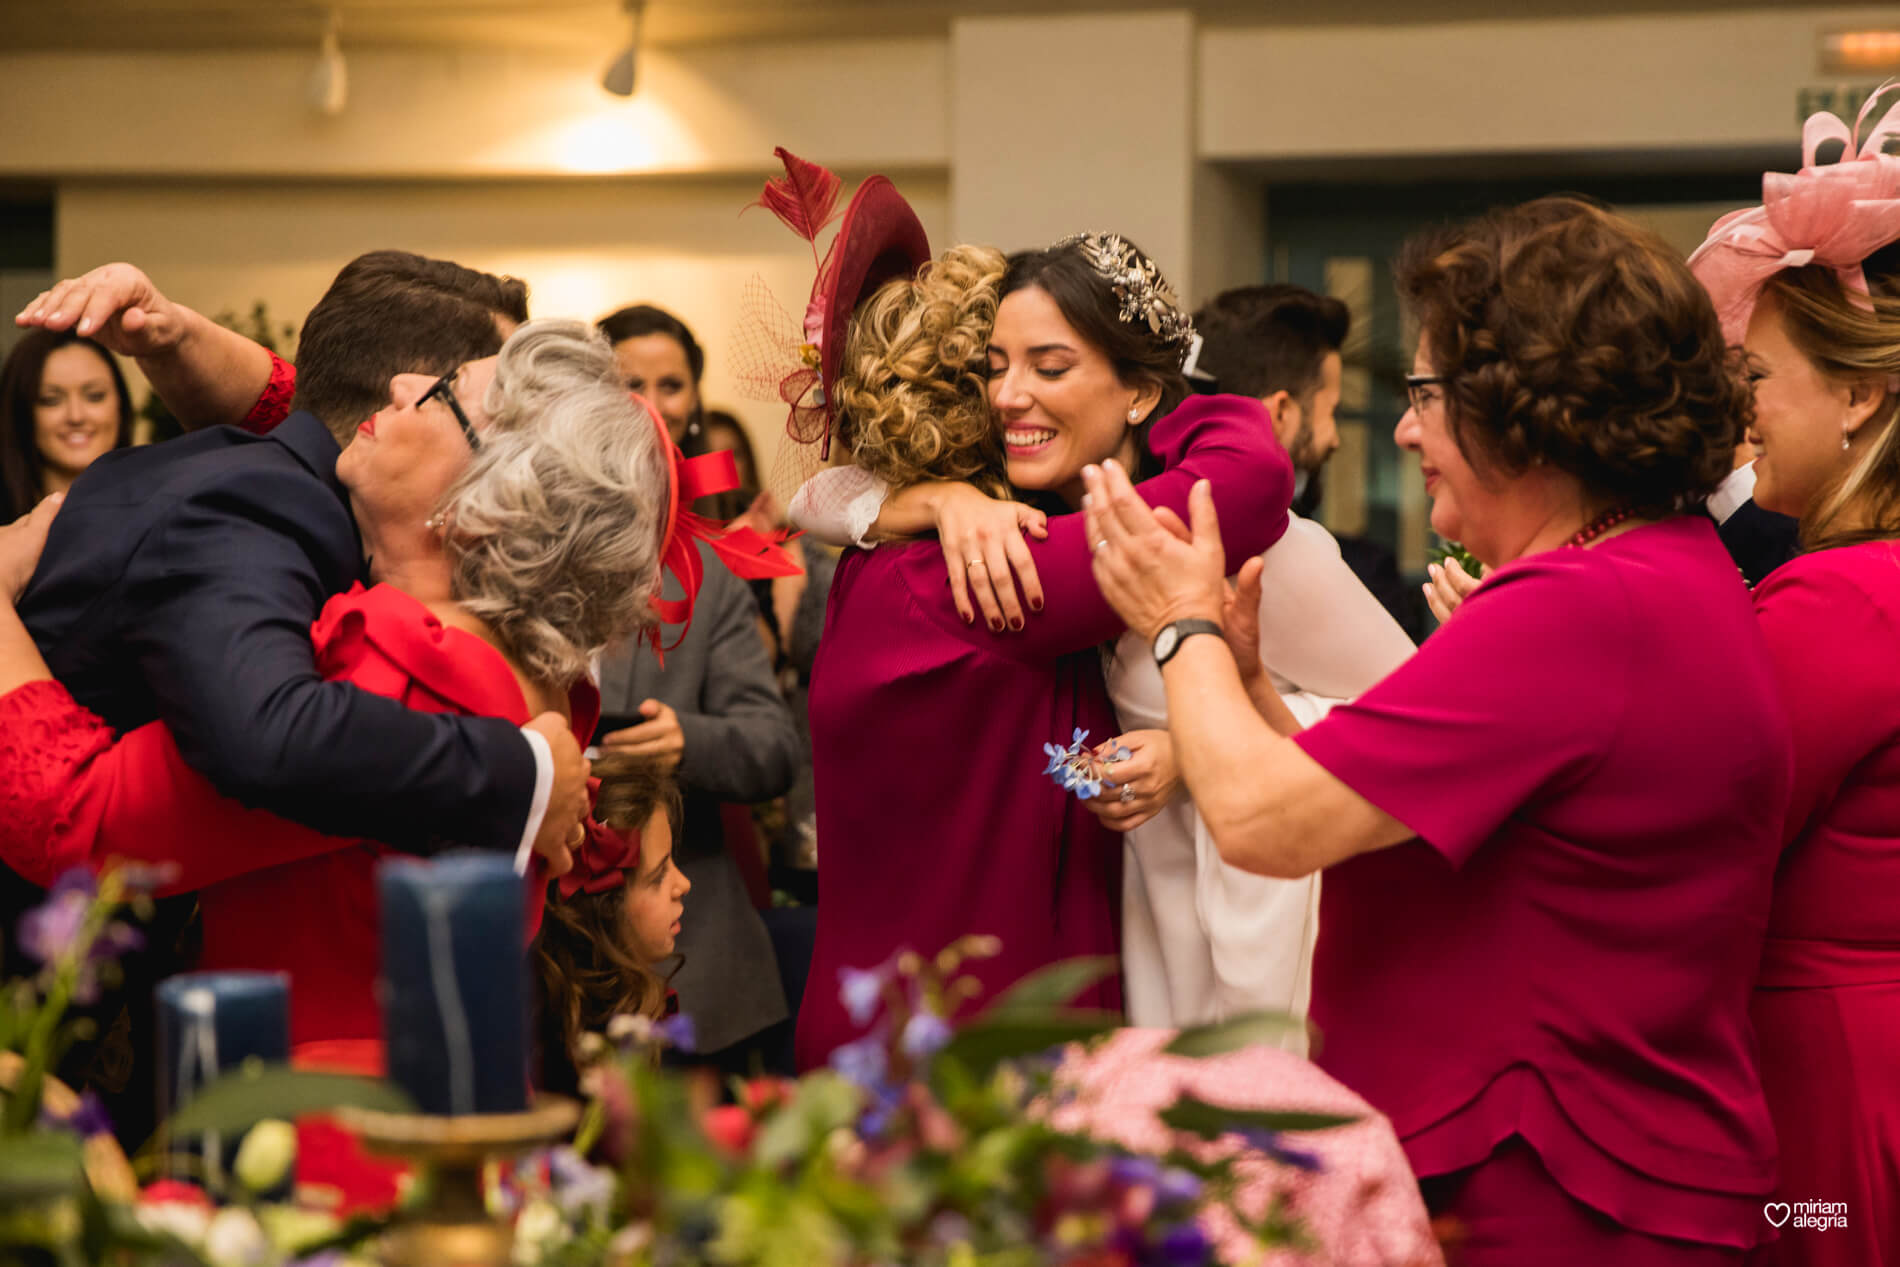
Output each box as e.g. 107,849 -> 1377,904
533,750 -> 683,1082
834,243 -> 1012,499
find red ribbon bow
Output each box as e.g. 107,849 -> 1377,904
639,395 -> 804,665
556,817 -> 642,901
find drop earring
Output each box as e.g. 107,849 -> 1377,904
1843,425 -> 1853,452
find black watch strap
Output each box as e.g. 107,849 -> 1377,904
1152,618 -> 1224,667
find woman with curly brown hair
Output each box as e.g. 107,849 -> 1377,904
779,175 -> 1293,1070
1082,195 -> 1793,1264
1690,94 -> 1900,1267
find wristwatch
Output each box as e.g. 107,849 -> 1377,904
1152,618 -> 1223,667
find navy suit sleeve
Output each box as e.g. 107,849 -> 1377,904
123,467 -> 537,851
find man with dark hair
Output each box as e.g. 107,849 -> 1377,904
291,249 -> 531,440
1193,284 -> 1348,481
1193,283 -> 1421,637
8,253 -> 587,1147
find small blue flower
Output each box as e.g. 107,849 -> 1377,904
1072,728 -> 1090,745
1154,1223 -> 1213,1265
900,1012 -> 953,1060
830,1032 -> 889,1089
857,1081 -> 906,1138
39,1089 -> 112,1139
19,880 -> 91,966
838,965 -> 887,1027
1240,1127 -> 1324,1172
655,1013 -> 697,1052
1108,1155 -> 1163,1189
1154,1166 -> 1202,1207
546,1146 -> 616,1220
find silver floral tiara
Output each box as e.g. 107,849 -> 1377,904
1055,232 -> 1196,363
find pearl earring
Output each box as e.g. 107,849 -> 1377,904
1843,426 -> 1853,452
1127,407 -> 1139,423
425,513 -> 445,531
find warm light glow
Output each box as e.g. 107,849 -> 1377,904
1819,30 -> 1900,74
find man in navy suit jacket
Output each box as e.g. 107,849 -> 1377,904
7,251 -> 589,1145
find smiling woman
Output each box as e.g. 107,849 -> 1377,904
0,331 -> 133,521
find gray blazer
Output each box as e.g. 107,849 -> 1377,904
595,541 -> 797,1052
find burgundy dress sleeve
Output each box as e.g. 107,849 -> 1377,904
1294,551 -> 1628,867
1753,555 -> 1900,843
239,350 -> 298,435
893,393 -> 1293,660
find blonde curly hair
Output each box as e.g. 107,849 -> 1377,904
835,243 -> 1011,497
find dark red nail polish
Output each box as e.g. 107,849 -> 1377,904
1031,598 -> 1043,611
1009,617 -> 1024,631
989,617 -> 1003,631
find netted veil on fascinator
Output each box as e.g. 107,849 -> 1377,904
1690,82 -> 1900,346
730,148 -> 932,502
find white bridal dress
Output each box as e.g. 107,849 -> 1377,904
790,471 -> 1414,1050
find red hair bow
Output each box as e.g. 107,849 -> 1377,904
557,817 -> 641,901
638,394 -> 803,665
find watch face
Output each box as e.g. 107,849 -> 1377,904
1154,626 -> 1179,662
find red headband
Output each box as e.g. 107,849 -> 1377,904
557,816 -> 641,901
635,391 -> 803,664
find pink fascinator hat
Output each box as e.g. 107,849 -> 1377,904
1690,83 -> 1900,346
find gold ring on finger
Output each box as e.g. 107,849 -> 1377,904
968,558 -> 986,569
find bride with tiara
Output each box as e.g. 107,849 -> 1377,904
760,155 -> 1406,1061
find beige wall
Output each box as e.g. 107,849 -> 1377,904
8,3 -> 1889,462
56,175 -> 950,469
1200,5 -> 1896,159
950,12 -> 1195,272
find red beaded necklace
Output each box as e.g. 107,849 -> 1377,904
1567,507 -> 1632,549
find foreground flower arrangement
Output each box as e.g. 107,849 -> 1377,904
1,870 -> 1356,1266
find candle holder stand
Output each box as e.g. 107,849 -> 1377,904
334,1094 -> 580,1267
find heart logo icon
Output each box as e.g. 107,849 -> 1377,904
1764,1203 -> 1792,1227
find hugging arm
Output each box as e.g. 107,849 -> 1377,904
125,472 -> 541,852
17,263 -> 276,431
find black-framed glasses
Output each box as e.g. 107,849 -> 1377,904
1404,374 -> 1448,413
418,367 -> 480,450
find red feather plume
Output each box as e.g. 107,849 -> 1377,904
749,147 -> 843,244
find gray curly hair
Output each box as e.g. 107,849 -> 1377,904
435,318 -> 670,688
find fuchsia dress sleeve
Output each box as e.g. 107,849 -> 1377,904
886,394 -> 1293,659
0,584 -> 598,1048
1293,517 -> 1792,1253
1748,543 -> 1900,1267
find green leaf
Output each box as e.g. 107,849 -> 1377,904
984,957 -> 1119,1015
1162,1011 -> 1307,1059
0,1131 -> 86,1199
932,1011 -> 1119,1085
166,1065 -> 415,1137
1158,1094 -> 1358,1140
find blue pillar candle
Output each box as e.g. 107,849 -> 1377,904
378,853 -> 529,1116
155,971 -> 291,1182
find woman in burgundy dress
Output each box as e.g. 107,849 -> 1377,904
0,319 -> 673,1063
1083,197 -> 1790,1263
779,177 -> 1291,1069
1690,93 -> 1900,1267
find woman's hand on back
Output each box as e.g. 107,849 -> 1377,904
931,485 -> 1048,631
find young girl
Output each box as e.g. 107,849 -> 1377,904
534,750 -> 692,1095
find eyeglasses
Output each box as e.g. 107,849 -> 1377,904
418,367 -> 480,451
1404,374 -> 1448,414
